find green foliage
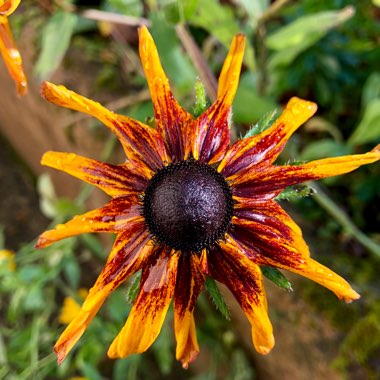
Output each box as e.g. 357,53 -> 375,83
193,79 -> 208,117
243,108 -> 277,138
35,11 -> 78,80
205,277 -> 230,321
260,266 -> 293,291
125,272 -> 141,305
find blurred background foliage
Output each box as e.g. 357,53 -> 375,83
1,0 -> 380,379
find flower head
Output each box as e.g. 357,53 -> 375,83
36,26 -> 380,368
0,0 -> 27,95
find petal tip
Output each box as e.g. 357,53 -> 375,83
54,344 -> 66,365
256,334 -> 275,355
35,235 -> 49,249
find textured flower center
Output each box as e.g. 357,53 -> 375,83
143,160 -> 233,252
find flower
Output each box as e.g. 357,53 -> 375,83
59,289 -> 89,325
0,249 -> 16,271
35,26 -> 380,368
0,0 -> 27,95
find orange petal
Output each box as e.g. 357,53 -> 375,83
175,312 -> 199,369
0,0 -> 20,16
233,145 -> 380,194
232,221 -> 360,303
233,201 -> 310,259
41,82 -> 169,174
219,97 -> 317,179
41,151 -> 148,197
207,236 -> 274,355
108,248 -> 179,358
174,254 -> 204,368
138,26 -> 193,161
35,198 -> 142,249
191,35 -> 245,165
54,225 -> 152,364
0,15 -> 27,95
217,34 -> 246,106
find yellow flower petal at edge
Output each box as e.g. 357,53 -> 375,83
35,25 -> 380,367
0,0 -> 27,95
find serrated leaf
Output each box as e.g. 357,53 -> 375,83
126,272 -> 141,305
261,266 -> 293,291
244,108 -> 277,138
275,185 -> 314,202
193,79 -> 208,117
205,277 -> 230,320
35,11 -> 78,80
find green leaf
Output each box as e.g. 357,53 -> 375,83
275,185 -> 314,202
244,109 -> 277,138
205,277 -> 230,320
233,72 -> 277,124
193,79 -> 208,117
152,320 -> 173,375
261,266 -> 293,291
267,6 -> 355,68
125,272 -> 141,305
150,13 -> 196,95
348,99 -> 380,145
299,139 -> 352,161
361,72 -> 380,108
35,11 -> 78,80
235,0 -> 269,28
162,0 -> 199,23
189,0 -> 255,71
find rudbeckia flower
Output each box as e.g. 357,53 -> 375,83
36,26 -> 380,368
0,0 -> 27,95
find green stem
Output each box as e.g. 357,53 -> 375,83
310,182 -> 380,258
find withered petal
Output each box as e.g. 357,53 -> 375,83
0,0 -> 20,16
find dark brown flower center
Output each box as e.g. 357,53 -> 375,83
143,160 -> 233,253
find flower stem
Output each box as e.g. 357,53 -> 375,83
310,182 -> 380,258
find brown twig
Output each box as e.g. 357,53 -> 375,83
175,24 -> 218,101
81,9 -> 150,27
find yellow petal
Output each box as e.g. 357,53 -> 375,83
0,15 -> 27,95
54,228 -> 151,364
219,97 -> 317,178
208,237 -> 274,355
40,151 -> 147,197
138,26 -> 193,161
108,249 -> 179,358
0,0 -> 20,16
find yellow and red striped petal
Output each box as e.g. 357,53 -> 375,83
232,219 -> 360,302
233,145 -> 380,195
54,224 -> 152,364
41,151 -> 148,197
108,248 -> 179,358
219,97 -> 317,179
138,26 -> 193,161
41,82 -> 169,174
0,0 -> 20,16
174,254 -> 204,368
35,197 -> 142,249
0,15 -> 27,95
191,35 -> 245,165
207,236 -> 274,355
233,201 -> 310,259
